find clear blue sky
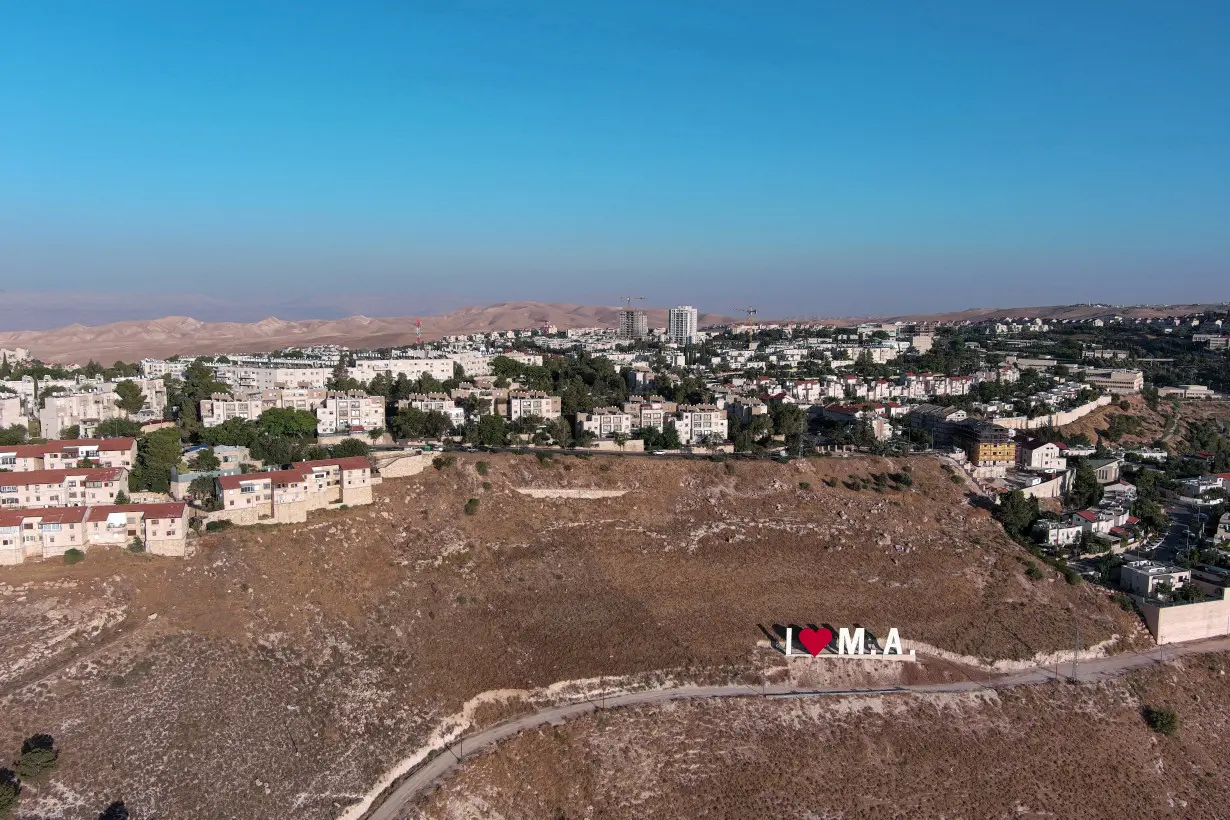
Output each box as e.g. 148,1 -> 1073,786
1,1 -> 1227,322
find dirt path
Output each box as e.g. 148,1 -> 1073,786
353,635 -> 1230,820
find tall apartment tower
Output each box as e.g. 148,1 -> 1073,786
668,306 -> 698,345
618,309 -> 649,340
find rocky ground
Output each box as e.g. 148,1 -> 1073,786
414,651 -> 1230,820
0,454 -> 1143,819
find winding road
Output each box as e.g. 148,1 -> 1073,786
357,635 -> 1230,820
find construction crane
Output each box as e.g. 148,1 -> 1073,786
737,307 -> 758,338
591,294 -> 645,310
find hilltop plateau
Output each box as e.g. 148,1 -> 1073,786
1,455 -> 1141,818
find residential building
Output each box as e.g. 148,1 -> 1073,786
1033,519 -> 1085,547
908,404 -> 968,448
0,502 -> 191,565
0,467 -> 128,510
37,379 -> 167,439
668,306 -> 699,346
316,391 -> 385,435
618,309 -> 649,340
199,394 -> 265,427
0,396 -> 25,430
575,407 -> 634,440
212,365 -> 333,391
397,393 -> 466,427
0,438 -> 137,472
140,358 -> 187,380
348,354 -> 491,383
725,397 -> 769,425
1102,480 -> 1139,506
624,397 -> 676,432
258,388 -> 329,411
1016,439 -> 1067,472
1216,512 -> 1230,545
1086,458 -> 1122,484
675,404 -> 729,445
1121,561 -> 1192,597
215,456 -> 374,525
507,391 -> 561,421
951,420 -> 1016,466
1083,369 -> 1144,394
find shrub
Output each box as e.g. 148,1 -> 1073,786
476,461 -> 489,476
1065,570 -> 1082,585
481,481 -> 492,490
98,801 -> 130,820
204,520 -> 232,532
823,477 -> 838,487
535,452 -> 552,465
128,537 -> 145,553
949,474 -> 963,484
798,481 -> 811,490
1025,563 -> 1044,580
15,736 -> 58,781
432,456 -> 456,470
723,462 -> 736,476
63,548 -> 85,565
1112,592 -> 1134,611
1144,706 -> 1179,736
0,769 -> 20,817
464,498 -> 480,515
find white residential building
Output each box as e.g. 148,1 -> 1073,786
213,365 -> 333,391
316,391 -> 385,434
199,394 -> 265,427
140,359 -> 188,380
575,407 -> 634,440
398,393 -> 466,427
675,405 -> 729,445
0,467 -> 128,510
0,396 -> 24,430
668,306 -> 699,346
507,391 -> 561,421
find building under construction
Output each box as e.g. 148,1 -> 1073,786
618,309 -> 649,340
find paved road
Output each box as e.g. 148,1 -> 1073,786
357,635 -> 1230,820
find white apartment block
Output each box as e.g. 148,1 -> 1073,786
668,306 -> 699,346
0,396 -> 25,430
139,358 -> 187,380
397,393 -> 466,427
507,391 -> 562,421
575,407 -> 634,439
213,365 -> 333,391
0,467 -> 128,510
675,405 -> 729,445
0,502 -> 192,566
199,394 -> 266,427
0,347 -> 32,364
257,388 -> 329,411
36,379 -> 167,439
348,354 -> 492,383
624,399 -> 675,432
1016,440 -> 1067,472
0,438 -> 137,472
316,391 -> 385,434
1083,369 -> 1144,394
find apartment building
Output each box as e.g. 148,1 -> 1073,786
675,404 -> 729,445
668,306 -> 698,345
199,394 -> 265,427
139,358 -> 187,380
907,404 -> 968,448
215,456 -> 374,525
1121,561 -> 1190,597
213,365 -> 333,391
0,502 -> 190,565
258,388 -> 329,411
0,396 -> 24,430
37,379 -> 167,439
1083,369 -> 1144,394
348,354 -> 492,383
623,398 -> 676,432
507,391 -> 562,421
726,397 -> 769,425
951,420 -> 1016,466
0,467 -> 128,510
1016,439 -> 1067,472
397,393 -> 466,427
0,438 -> 137,472
618,309 -> 649,340
575,407 -> 634,440
316,391 -> 385,434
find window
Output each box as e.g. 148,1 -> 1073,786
0,486 -> 15,493
241,485 -> 256,494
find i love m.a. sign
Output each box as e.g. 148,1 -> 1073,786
784,626 -> 916,660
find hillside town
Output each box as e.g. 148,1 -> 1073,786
4,306 -> 1230,647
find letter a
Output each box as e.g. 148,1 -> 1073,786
883,628 -> 902,655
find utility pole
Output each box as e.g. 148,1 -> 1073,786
1073,622 -> 1080,682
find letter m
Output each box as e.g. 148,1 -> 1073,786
838,627 -> 865,655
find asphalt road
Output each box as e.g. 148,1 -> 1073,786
356,635 -> 1230,820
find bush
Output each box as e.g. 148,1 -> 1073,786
481,481 -> 492,490
723,462 -> 736,476
63,548 -> 85,565
128,537 -> 145,553
1112,592 -> 1134,611
0,769 -> 20,817
98,801 -> 130,820
1064,570 -> 1082,585
204,520 -> 233,532
476,461 -> 489,476
15,735 -> 58,781
464,498 -> 480,515
432,456 -> 456,470
798,481 -> 810,490
1144,706 -> 1179,736
1025,563 -> 1044,581
949,474 -> 964,484
535,452 -> 553,465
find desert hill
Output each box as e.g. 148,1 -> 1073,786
0,302 -> 733,363
0,455 -> 1139,819
419,655 -> 1230,819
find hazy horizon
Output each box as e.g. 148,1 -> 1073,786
3,2 -> 1228,321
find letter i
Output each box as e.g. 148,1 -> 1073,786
785,627 -> 793,655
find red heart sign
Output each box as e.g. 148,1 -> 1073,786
797,627 -> 833,656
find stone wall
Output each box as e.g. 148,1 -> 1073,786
993,396 -> 1113,430
1140,595 -> 1230,644
514,488 -> 629,500
371,451 -> 430,478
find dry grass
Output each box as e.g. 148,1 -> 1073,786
0,455 -> 1141,818
417,653 -> 1230,820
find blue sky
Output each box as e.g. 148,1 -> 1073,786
1,1 -> 1227,324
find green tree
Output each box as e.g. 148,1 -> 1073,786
199,418 -> 259,448
188,475 -> 219,508
549,416 -> 573,447
0,768 -> 19,818
113,380 -> 147,415
367,426 -> 385,442
257,408 -> 318,439
190,448 -> 220,471
0,425 -> 28,446
995,490 -> 1040,542
1144,706 -> 1179,736
114,489 -> 130,504
95,418 -> 142,438
61,424 -> 81,440
131,428 -> 182,493
1066,460 -> 1104,509
329,438 -> 371,458
15,735 -> 58,781
465,414 -> 508,446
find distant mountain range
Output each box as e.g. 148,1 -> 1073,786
0,299 -> 1224,364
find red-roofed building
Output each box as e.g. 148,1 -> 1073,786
85,503 -> 191,556
0,467 -> 128,510
0,507 -> 90,563
214,457 -> 373,525
0,438 -> 137,472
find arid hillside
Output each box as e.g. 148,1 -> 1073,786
0,455 -> 1141,819
0,302 -> 733,363
416,652 -> 1230,820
